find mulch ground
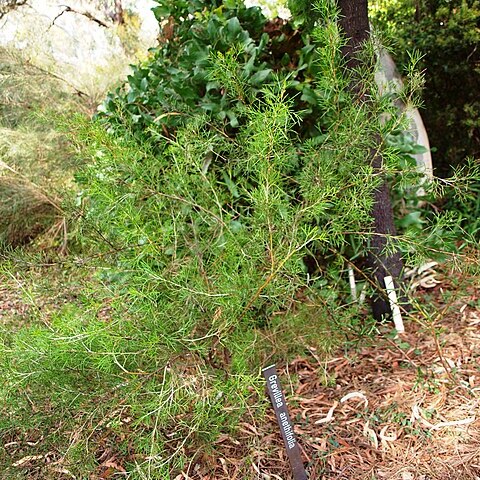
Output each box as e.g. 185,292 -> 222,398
2,267 -> 479,479
185,276 -> 480,480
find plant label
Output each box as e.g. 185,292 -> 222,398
262,364 -> 308,480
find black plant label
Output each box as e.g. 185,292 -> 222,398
262,364 -> 308,480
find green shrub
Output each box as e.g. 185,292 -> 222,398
98,0 -> 322,139
442,160 -> 480,239
2,1 -> 476,477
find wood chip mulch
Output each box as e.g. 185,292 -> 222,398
184,285 -> 480,480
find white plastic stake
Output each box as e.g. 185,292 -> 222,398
348,265 -> 357,301
358,283 -> 367,305
384,275 -> 405,333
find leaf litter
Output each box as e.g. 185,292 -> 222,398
3,269 -> 479,479
181,272 -> 480,479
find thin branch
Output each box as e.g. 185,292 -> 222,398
51,5 -> 110,29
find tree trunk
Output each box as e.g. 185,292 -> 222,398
338,0 -> 369,69
338,0 -> 404,320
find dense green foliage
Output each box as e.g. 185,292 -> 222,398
100,0 -> 322,138
86,0 -> 425,335
1,1 -> 477,478
371,0 -> 480,244
0,1 -> 384,475
371,0 -> 480,176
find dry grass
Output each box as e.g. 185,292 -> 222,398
0,176 -> 63,249
0,47 -> 87,250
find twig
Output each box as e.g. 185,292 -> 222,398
51,5 -> 109,29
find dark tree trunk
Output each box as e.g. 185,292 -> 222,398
338,0 -> 369,69
338,0 -> 405,320
367,157 -> 404,319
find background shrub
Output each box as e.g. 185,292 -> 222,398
371,0 -> 480,177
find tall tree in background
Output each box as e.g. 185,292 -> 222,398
337,0 -> 404,319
